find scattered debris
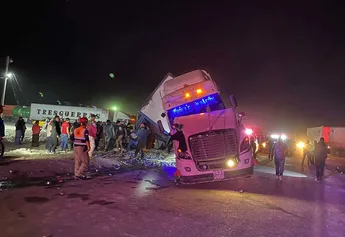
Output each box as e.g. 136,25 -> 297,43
24,196 -> 50,203
0,149 -> 176,191
335,166 -> 345,173
145,186 -> 170,191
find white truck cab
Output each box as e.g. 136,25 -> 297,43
161,70 -> 254,184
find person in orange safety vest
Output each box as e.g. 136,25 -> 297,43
71,117 -> 90,179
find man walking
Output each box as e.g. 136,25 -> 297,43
46,119 -> 53,152
310,140 -> 317,165
127,128 -> 138,151
87,114 -> 97,158
20,120 -> 27,143
268,138 -> 274,160
31,120 -> 41,147
115,121 -> 126,151
73,117 -> 81,129
71,117 -> 90,179
60,118 -> 70,152
273,137 -> 288,181
95,121 -> 103,150
301,140 -> 312,166
135,123 -> 149,160
250,137 -> 257,160
0,105 -> 5,152
50,116 -> 61,153
14,117 -> 25,145
104,120 -> 115,151
314,137 -> 328,181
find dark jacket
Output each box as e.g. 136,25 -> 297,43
73,121 -> 80,129
51,120 -> 61,137
15,119 -> 25,132
315,142 -> 328,163
137,127 -> 149,149
170,130 -> 187,152
250,140 -> 257,153
96,123 -> 103,137
0,118 -> 4,137
115,124 -> 127,137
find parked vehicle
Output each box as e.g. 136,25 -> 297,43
157,70 -> 253,184
307,126 -> 345,157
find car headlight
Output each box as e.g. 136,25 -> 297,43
296,142 -> 305,149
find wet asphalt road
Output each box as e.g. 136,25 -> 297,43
0,156 -> 345,237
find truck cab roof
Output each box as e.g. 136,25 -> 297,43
162,70 -> 212,95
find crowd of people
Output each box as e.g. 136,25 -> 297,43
12,115 -> 151,155
9,114 -> 152,179
269,137 -> 329,182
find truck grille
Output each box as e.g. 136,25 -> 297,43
189,129 -> 238,161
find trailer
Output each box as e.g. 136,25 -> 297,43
30,103 -> 110,122
307,126 -> 345,157
136,73 -> 174,148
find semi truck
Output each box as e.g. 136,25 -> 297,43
154,69 -> 254,184
307,126 -> 345,157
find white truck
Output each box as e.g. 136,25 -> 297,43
140,69 -> 254,184
307,126 -> 345,156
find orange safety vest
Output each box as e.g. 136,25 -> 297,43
74,127 -> 88,146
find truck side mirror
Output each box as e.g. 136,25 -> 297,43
237,112 -> 245,123
230,94 -> 238,109
238,112 -> 245,118
157,120 -> 165,133
161,113 -> 166,118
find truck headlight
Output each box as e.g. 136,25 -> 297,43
227,159 -> 236,168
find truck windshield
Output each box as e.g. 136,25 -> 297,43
167,93 -> 225,124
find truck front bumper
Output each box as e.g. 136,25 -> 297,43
179,166 -> 253,184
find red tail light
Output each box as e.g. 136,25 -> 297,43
245,128 -> 253,135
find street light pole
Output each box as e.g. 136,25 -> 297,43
1,56 -> 12,106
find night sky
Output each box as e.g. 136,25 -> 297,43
1,1 -> 345,134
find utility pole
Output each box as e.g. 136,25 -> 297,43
1,56 -> 12,106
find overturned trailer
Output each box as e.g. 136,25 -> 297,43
136,73 -> 174,149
